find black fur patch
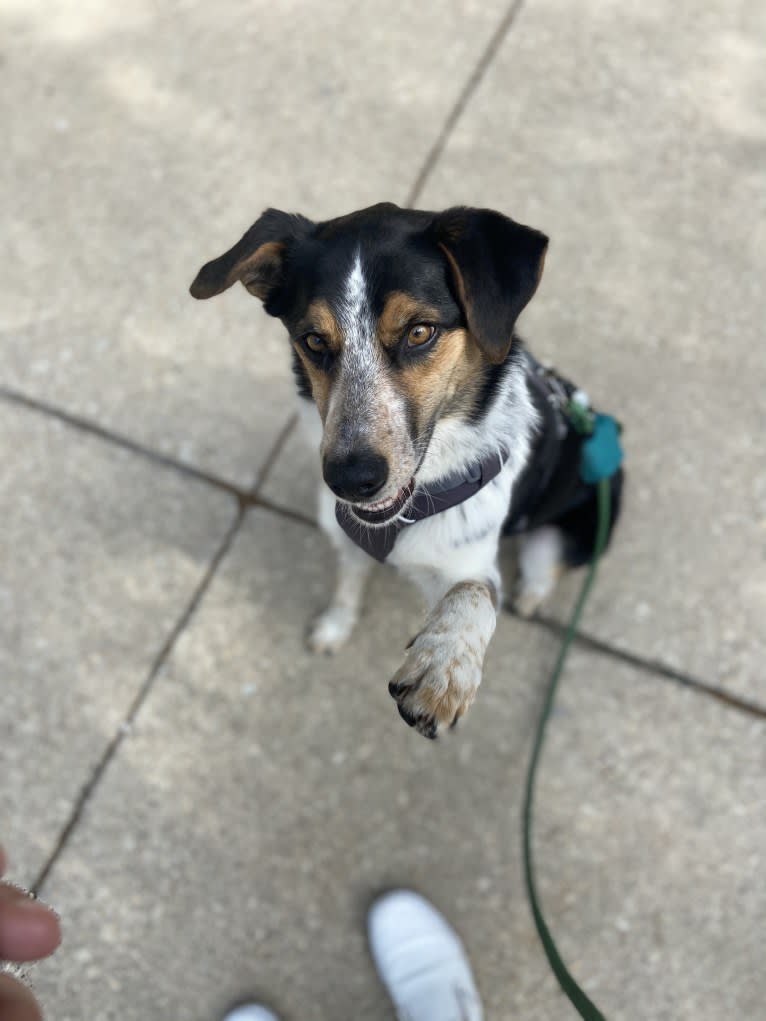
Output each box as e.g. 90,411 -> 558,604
290,348 -> 313,400
469,337 -> 526,423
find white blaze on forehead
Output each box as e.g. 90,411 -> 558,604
324,246 -> 403,455
336,247 -> 376,367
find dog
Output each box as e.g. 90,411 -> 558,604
190,203 -> 623,739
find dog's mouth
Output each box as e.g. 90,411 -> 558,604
349,478 -> 415,525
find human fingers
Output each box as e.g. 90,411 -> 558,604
0,887 -> 61,963
0,972 -> 43,1021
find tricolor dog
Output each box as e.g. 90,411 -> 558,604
191,203 -> 623,739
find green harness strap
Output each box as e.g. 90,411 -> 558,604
522,475 -> 612,1021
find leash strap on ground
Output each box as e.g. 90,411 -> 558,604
522,477 -> 611,1021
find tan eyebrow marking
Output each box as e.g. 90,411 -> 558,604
377,291 -> 441,348
296,299 -> 343,352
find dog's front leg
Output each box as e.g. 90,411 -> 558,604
388,577 -> 498,739
307,485 -> 373,654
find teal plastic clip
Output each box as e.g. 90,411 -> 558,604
580,414 -> 623,484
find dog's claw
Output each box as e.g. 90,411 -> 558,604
388,679 -> 417,699
417,715 -> 438,740
396,702 -> 437,739
396,703 -> 418,728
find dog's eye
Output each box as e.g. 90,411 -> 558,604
407,323 -> 436,347
303,333 -> 327,354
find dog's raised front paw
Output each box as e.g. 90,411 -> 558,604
388,629 -> 483,739
307,606 -> 357,655
387,582 -> 495,738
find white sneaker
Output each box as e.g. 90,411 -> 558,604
367,890 -> 484,1021
220,1005 -> 280,1021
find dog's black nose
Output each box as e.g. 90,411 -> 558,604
323,450 -> 389,502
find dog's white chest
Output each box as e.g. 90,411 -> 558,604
388,466 -> 514,595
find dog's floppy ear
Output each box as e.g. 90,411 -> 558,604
433,207 -> 548,364
189,208 -> 313,306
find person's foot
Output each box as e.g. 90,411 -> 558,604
367,890 -> 484,1021
220,1005 -> 280,1021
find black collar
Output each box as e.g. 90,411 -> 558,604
335,446 -> 510,562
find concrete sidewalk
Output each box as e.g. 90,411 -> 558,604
2,1 -> 764,1019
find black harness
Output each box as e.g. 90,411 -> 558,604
336,353 -> 596,563
503,355 -> 596,535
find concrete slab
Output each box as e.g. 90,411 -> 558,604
2,0 -> 507,486
0,402 -> 236,887
532,653 -> 765,1020
31,509 -> 765,1020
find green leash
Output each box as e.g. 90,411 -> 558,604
522,468 -> 614,1018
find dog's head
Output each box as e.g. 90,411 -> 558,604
191,203 -> 547,524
